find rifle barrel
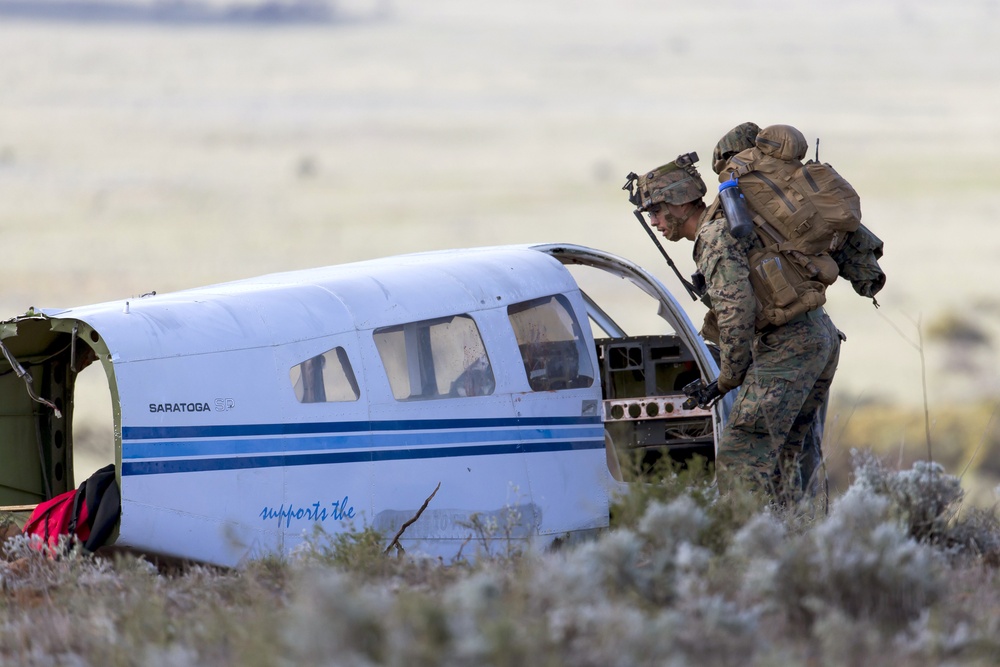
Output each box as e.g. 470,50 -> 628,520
632,210 -> 700,301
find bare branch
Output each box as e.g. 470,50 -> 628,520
384,482 -> 441,556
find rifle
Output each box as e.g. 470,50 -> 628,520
630,207 -> 703,302
681,378 -> 722,410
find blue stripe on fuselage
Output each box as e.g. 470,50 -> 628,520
121,415 -> 597,440
120,416 -> 605,476
121,426 -> 601,460
120,438 -> 602,476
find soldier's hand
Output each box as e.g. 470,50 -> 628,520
717,374 -> 741,394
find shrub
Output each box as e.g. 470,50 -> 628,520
284,568 -> 391,666
650,595 -> 760,667
852,449 -> 963,544
293,522 -> 392,578
752,481 -> 944,633
946,505 -> 1000,565
926,311 -> 992,348
609,453 -> 716,532
611,454 -> 760,557
6,454 -> 1000,665
850,449 -> 1000,563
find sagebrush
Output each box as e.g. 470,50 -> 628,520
3,453 -> 1000,666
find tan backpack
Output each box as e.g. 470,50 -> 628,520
720,124 -> 863,327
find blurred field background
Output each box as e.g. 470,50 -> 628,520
1,0 -> 1000,494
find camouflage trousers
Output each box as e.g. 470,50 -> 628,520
715,308 -> 841,504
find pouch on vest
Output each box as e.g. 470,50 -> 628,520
748,248 -> 827,328
700,308 -> 721,345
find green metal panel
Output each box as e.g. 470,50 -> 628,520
0,317 -> 78,505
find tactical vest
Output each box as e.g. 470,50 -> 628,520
719,124 -> 864,328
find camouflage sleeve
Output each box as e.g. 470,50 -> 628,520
693,218 -> 756,388
831,224 -> 886,299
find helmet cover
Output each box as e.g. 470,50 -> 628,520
628,152 -> 706,210
712,122 -> 761,174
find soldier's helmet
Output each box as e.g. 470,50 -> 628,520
623,152 -> 706,212
712,122 -> 761,175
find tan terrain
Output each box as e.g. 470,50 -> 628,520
0,0 -> 998,480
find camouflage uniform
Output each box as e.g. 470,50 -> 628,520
694,208 -> 841,501
625,147 -> 842,502
831,223 -> 886,304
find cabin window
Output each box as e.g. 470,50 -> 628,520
290,347 -> 360,403
508,294 -> 595,391
373,314 -> 496,400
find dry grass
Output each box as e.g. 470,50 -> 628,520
3,456 -> 1000,666
823,398 -> 1000,505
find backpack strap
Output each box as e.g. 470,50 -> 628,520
752,215 -> 786,245
730,163 -> 754,179
704,196 -> 723,222
41,501 -> 57,549
724,149 -> 762,179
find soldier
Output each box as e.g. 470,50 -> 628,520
625,146 -> 841,505
710,122 -> 828,502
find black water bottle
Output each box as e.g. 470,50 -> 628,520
719,176 -> 754,238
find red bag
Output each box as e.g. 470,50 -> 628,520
22,489 -> 90,553
21,464 -> 118,554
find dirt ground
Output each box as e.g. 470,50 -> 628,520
1,0 -> 999,457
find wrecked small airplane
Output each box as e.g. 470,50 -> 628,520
0,243 -> 729,566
